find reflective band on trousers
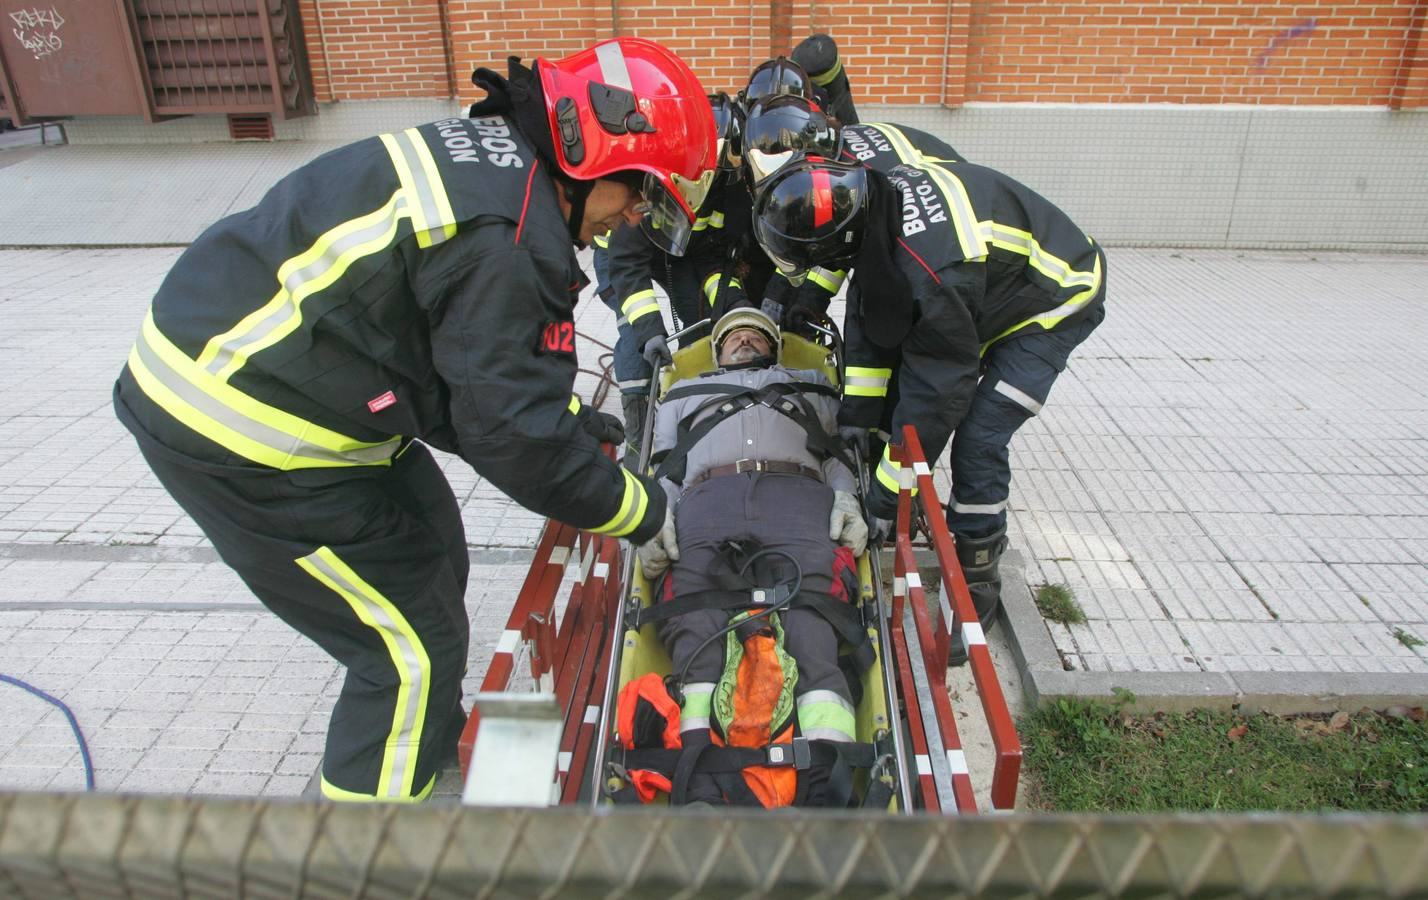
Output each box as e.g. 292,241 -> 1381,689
128,311 -> 401,470
680,681 -> 714,733
297,546 -> 431,801
622,289 -> 661,323
796,689 -> 856,742
591,468 -> 650,537
993,380 -> 1043,414
952,499 -> 1007,515
844,366 -> 890,398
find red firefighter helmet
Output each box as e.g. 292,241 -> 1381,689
537,39 -> 717,256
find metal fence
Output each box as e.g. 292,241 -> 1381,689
2,792 -> 1425,897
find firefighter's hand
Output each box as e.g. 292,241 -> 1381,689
829,490 -> 869,557
641,335 -> 672,367
636,505 -> 679,579
581,409 -> 626,446
838,426 -> 871,464
870,517 -> 894,546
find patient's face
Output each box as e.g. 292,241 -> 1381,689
718,328 -> 773,365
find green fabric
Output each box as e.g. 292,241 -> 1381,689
712,611 -> 798,739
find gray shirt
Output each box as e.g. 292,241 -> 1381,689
652,364 -> 854,506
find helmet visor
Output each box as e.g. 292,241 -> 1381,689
745,148 -> 795,186
744,58 -> 812,104
638,169 -> 713,257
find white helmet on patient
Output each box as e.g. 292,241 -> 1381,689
711,307 -> 781,367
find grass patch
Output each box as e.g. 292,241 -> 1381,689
1020,695 -> 1428,812
1035,583 -> 1085,625
1393,627 -> 1425,650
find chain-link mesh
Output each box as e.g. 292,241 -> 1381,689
2,792 -> 1426,898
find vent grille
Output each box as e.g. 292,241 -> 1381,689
228,113 -> 273,140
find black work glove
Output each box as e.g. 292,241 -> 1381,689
838,425 -> 871,464
642,335 -> 672,367
581,410 -> 626,446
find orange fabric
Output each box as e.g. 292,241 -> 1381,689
629,769 -> 673,804
616,673 -> 682,750
723,633 -> 797,808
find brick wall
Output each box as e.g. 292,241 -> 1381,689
299,0 -> 1428,109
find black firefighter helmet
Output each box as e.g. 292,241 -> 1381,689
752,156 -> 869,284
741,94 -> 842,187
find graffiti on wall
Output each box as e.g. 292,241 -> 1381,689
1255,18 -> 1318,68
9,6 -> 65,61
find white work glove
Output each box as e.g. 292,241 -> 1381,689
637,505 -> 680,579
828,490 -> 869,557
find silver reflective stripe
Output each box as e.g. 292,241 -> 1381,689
204,196 -> 408,377
798,689 -> 855,715
952,500 -> 1007,515
680,717 -> 711,733
986,224 -> 1097,290
136,332 -> 399,467
801,728 -> 856,742
618,378 -> 651,390
389,130 -> 448,246
300,549 -> 425,798
595,42 -> 633,90
994,380 -> 1043,414
845,374 -> 889,391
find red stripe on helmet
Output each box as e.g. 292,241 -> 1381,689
811,168 -> 833,228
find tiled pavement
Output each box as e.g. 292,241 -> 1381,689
0,161 -> 1424,802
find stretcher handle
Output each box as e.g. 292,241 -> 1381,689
590,317 -> 710,809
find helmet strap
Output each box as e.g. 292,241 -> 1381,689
854,171 -> 915,349
561,178 -> 595,244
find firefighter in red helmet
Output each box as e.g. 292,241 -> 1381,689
113,38 -> 716,803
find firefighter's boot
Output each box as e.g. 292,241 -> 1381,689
621,393 -> 650,470
948,525 -> 1008,665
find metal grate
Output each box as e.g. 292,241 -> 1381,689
127,0 -> 313,118
2,792 -> 1427,897
227,112 -> 273,139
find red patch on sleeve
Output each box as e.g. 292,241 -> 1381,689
367,391 -> 397,413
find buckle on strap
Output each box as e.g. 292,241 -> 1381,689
734,458 -> 771,474
765,737 -> 811,769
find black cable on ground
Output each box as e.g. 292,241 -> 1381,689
0,674 -> 95,790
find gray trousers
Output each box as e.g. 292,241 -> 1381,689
659,472 -> 850,721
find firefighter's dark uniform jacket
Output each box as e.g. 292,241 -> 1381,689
113,115 -> 664,802
843,159 -> 1106,515
116,115 -> 662,545
612,174 -> 773,348
765,122 -> 966,329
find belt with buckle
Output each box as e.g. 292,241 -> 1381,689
691,459 -> 822,485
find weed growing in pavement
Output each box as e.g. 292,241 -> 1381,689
1035,583 -> 1085,625
1020,699 -> 1428,812
1393,627 -> 1425,650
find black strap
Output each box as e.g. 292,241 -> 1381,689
653,380 -> 850,485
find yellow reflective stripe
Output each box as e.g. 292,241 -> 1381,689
195,192 -> 406,381
844,365 -> 890,398
876,446 -> 918,497
403,127 -> 458,245
591,468 -> 649,537
297,546 -> 431,800
921,165 -> 987,260
796,689 -> 856,740
980,243 -> 1103,354
708,211 -> 725,229
702,272 -> 720,302
807,267 -> 845,294
130,311 -> 400,469
321,773 -> 435,803
984,222 -> 1099,292
810,57 -> 843,86
866,122 -> 920,166
593,232 -> 610,248
568,394 -> 581,415
621,289 -> 660,323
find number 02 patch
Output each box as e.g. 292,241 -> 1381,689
537,320 -> 576,357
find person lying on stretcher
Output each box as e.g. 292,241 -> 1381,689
628,307 -> 870,807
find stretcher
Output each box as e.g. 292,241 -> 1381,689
457,325 -> 1021,812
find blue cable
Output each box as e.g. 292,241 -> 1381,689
0,674 -> 95,791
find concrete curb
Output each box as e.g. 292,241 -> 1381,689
999,551 -> 1427,715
